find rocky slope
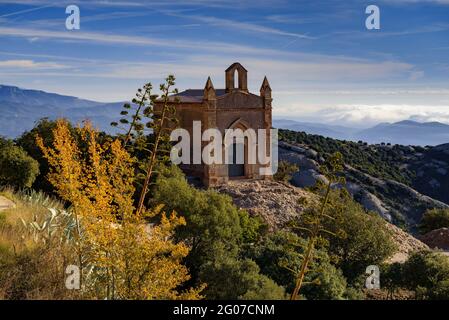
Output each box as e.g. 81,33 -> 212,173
216,180 -> 428,263
215,179 -> 314,230
385,222 -> 429,263
278,140 -> 449,231
419,228 -> 449,251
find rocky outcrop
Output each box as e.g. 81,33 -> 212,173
215,180 -> 427,264
345,165 -> 449,228
291,169 -> 328,188
384,223 -> 429,263
215,180 -> 315,230
358,190 -> 392,222
419,228 -> 449,251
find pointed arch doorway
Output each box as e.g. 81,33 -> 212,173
226,118 -> 252,179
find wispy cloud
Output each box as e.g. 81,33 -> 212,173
163,12 -> 314,39
0,59 -> 68,69
0,26 -> 291,55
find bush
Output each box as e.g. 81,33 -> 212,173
273,161 -> 298,182
402,250 -> 449,299
199,256 -> 286,300
151,164 -> 284,299
0,139 -> 39,188
419,208 -> 449,234
245,231 -> 347,300
0,190 -> 78,299
16,119 -> 62,193
323,190 -> 397,283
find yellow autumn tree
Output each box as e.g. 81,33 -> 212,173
36,119 -> 202,300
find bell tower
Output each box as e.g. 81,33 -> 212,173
225,62 -> 248,93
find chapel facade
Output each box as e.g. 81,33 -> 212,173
157,62 -> 273,187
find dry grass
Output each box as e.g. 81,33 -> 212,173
0,188 -> 79,300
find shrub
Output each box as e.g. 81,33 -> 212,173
16,119 -> 68,193
35,119 -> 201,300
152,164 -> 284,299
0,139 -> 39,188
402,250 -> 449,299
245,231 -> 347,300
419,208 -> 449,234
273,161 -> 298,182
323,190 -> 397,283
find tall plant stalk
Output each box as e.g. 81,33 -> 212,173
136,76 -> 177,215
290,152 -> 344,300
290,181 -> 332,300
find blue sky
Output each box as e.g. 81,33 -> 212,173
0,0 -> 448,127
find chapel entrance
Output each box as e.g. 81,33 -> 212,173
228,142 -> 245,177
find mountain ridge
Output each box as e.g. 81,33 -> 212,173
0,84 -> 124,137
275,118 -> 449,146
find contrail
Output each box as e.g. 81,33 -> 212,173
0,4 -> 53,19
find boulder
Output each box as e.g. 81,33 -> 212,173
359,190 -> 392,222
291,169 -> 328,188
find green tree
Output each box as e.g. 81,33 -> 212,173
419,208 -> 449,234
246,230 -> 347,300
324,191 -> 396,283
151,164 -> 284,299
0,139 -> 39,188
402,250 -> 449,299
16,119 -> 71,193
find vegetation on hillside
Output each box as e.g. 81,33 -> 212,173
0,138 -> 39,188
279,129 -> 418,185
419,208 -> 449,234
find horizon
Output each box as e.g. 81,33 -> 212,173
3,82 -> 449,130
1,0 -> 449,128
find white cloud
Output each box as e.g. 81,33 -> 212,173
277,104 -> 449,127
0,59 -> 68,69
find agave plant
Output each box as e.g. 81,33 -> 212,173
21,206 -> 80,245
18,190 -> 80,245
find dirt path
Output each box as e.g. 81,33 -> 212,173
0,195 -> 15,211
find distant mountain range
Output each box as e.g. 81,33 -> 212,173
0,85 -> 123,137
1,84 -> 449,146
274,119 -> 449,146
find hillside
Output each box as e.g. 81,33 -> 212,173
278,129 -> 449,230
216,179 -> 428,264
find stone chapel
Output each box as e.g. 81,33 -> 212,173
157,62 -> 273,187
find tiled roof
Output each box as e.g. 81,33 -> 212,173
169,89 -> 226,102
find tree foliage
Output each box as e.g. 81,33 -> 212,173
151,164 -> 285,299
273,161 -> 298,182
36,119 -> 202,299
419,208 -> 449,234
245,230 -> 347,300
0,138 -> 39,188
323,190 -> 397,283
